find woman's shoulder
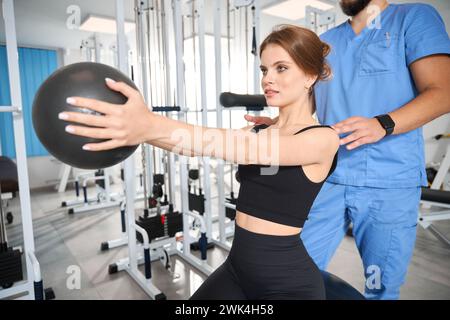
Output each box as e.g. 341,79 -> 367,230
293,124 -> 335,135
295,125 -> 340,157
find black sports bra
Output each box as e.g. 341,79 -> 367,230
235,124 -> 338,228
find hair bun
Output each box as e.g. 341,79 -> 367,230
320,42 -> 332,81
320,63 -> 332,81
322,42 -> 331,58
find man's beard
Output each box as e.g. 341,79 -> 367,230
339,0 -> 372,16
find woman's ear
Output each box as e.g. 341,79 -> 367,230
307,75 -> 318,88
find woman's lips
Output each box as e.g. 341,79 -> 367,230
264,90 -> 279,98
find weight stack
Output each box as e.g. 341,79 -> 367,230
165,211 -> 183,237
136,211 -> 184,243
225,197 -> 237,221
0,248 -> 23,288
136,215 -> 165,243
188,192 -> 205,215
95,170 -> 105,189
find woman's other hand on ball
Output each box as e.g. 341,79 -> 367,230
58,78 -> 154,151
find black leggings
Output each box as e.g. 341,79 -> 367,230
190,224 -> 325,300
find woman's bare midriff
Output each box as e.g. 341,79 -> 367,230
236,211 -> 302,236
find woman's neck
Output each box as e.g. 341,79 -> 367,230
274,95 -> 318,128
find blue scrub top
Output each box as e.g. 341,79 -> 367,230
315,3 -> 450,188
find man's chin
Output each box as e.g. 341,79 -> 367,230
339,0 -> 372,16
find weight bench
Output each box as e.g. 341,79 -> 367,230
0,156 -> 19,224
419,187 -> 450,248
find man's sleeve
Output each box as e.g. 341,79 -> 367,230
405,4 -> 450,66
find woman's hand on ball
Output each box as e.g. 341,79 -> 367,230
59,78 -> 154,151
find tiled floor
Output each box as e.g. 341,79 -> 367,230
2,181 -> 450,300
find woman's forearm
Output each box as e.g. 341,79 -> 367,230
147,113 -> 226,158
146,113 -> 259,164
150,140 -> 200,157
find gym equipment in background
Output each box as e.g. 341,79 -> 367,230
0,156 -> 18,224
32,62 -> 139,170
305,3 -> 336,34
0,182 -> 22,290
60,169 -> 123,215
188,169 -> 215,256
419,134 -> 450,248
0,0 -> 53,300
220,92 -> 266,111
105,0 -> 214,291
103,0 -> 185,294
420,188 -> 450,248
102,0 -> 167,299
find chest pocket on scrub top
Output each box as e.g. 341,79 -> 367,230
359,33 -> 399,76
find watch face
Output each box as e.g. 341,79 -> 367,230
385,117 -> 395,129
378,115 -> 395,129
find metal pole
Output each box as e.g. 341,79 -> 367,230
197,0 -> 212,240
161,0 -> 172,105
227,1 -> 234,196
94,33 -> 101,63
135,0 -> 152,212
162,0 -> 176,205
159,2 -> 171,200
214,0 -> 227,245
0,183 -> 7,250
148,1 -> 156,106
136,0 -> 155,197
3,0 -> 37,298
173,0 -> 191,255
245,6 -> 249,94
116,0 -> 138,271
155,0 -> 165,107
136,0 -> 150,103
253,0 -> 260,95
159,0 -> 171,206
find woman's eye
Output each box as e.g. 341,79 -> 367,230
261,69 -> 267,75
277,66 -> 287,72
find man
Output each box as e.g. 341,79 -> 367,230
246,0 -> 450,299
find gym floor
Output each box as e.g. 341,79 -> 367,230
5,181 -> 450,300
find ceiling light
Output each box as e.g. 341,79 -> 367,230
79,15 -> 135,34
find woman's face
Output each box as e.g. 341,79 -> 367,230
260,44 -> 313,108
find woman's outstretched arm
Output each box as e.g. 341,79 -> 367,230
61,79 -> 339,166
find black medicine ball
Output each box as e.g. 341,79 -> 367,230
32,62 -> 139,169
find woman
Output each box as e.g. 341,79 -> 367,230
59,25 -> 339,300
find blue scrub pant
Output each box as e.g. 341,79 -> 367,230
301,181 -> 421,300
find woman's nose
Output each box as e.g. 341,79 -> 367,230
263,74 -> 275,86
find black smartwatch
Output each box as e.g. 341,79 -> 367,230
375,114 -> 395,136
